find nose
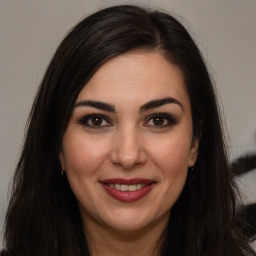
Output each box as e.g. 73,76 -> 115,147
110,127 -> 147,170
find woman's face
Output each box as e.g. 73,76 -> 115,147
60,51 -> 198,234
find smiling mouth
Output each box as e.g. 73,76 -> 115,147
105,183 -> 149,191
100,179 -> 156,202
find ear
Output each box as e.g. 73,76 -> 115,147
59,150 -> 66,171
188,137 -> 199,167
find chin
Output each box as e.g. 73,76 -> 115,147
98,207 -> 170,234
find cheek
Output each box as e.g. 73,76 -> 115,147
150,138 -> 190,210
150,135 -> 192,177
61,133 -> 110,210
62,132 -> 109,176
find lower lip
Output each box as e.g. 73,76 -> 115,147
101,183 -> 154,202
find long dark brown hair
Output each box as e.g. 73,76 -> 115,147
1,5 -> 255,256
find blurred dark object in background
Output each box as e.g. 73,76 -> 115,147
232,154 -> 256,176
232,153 -> 256,243
241,203 -> 256,242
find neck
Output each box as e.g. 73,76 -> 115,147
83,213 -> 169,256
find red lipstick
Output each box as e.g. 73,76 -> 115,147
100,178 -> 155,202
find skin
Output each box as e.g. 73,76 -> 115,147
60,51 -> 199,256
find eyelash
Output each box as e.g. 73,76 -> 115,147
78,113 -> 178,129
144,113 -> 178,128
78,114 -> 112,129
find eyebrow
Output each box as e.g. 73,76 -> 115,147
140,97 -> 184,112
74,100 -> 115,112
74,97 -> 183,113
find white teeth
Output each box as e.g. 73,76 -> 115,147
114,184 -> 120,190
129,184 -> 137,191
108,183 -> 148,191
136,184 -> 142,190
120,184 -> 128,191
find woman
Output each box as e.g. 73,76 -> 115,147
1,5 -> 255,256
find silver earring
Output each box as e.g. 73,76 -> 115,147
61,169 -> 65,176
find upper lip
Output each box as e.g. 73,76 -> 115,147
100,178 -> 155,185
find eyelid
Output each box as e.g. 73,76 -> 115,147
77,112 -> 178,129
78,113 -> 112,128
144,112 -> 178,127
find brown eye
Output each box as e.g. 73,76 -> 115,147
144,113 -> 178,128
91,116 -> 104,126
152,116 -> 165,126
78,114 -> 112,128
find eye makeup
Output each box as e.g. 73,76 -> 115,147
144,112 -> 179,128
78,113 -> 112,129
77,111 -> 179,130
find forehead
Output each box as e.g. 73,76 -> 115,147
76,51 -> 190,108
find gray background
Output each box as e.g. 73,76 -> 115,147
1,0 -> 256,247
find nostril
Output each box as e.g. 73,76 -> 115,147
110,133 -> 147,169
